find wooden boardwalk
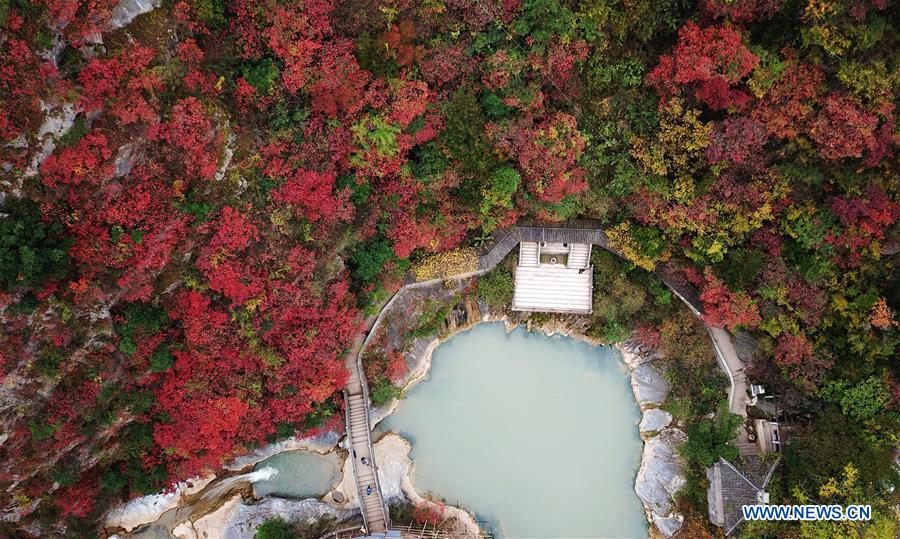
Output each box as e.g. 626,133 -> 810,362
477,224 -> 701,314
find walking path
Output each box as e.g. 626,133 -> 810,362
341,223 -> 756,533
343,311 -> 390,533
341,273 -> 488,534
480,224 -> 749,417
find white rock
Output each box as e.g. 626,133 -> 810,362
109,0 -> 161,29
634,427 -> 686,518
214,133 -> 235,182
172,519 -> 199,539
652,512 -> 684,537
113,143 -> 139,178
373,432 -> 409,501
25,102 -> 76,176
104,475 -> 214,532
617,344 -> 653,370
639,408 -> 672,433
210,496 -> 350,539
630,362 -> 670,406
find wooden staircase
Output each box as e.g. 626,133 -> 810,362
567,243 -> 591,269
518,242 -> 540,267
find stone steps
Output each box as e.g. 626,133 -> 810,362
567,243 -> 591,269
519,242 -> 539,267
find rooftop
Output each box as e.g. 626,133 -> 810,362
707,456 -> 780,536
512,242 -> 592,314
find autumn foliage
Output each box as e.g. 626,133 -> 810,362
0,0 -> 896,534
647,22 -> 758,110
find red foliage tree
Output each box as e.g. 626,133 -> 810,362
385,351 -> 408,382
827,185 -> 900,265
0,32 -> 61,145
196,207 -> 265,304
544,39 -> 589,97
40,132 -> 114,188
706,116 -> 768,167
700,0 -> 781,23
413,503 -> 446,527
378,20 -> 424,66
150,97 -> 223,180
633,323 -> 662,353
258,0 -> 334,93
419,44 -> 476,91
40,0 -> 116,46
273,169 -> 353,224
489,112 -> 588,204
700,267 -> 762,330
309,40 -> 371,119
153,394 -> 251,476
56,477 -> 99,518
773,332 -> 832,390
647,22 -> 759,110
752,54 -> 824,139
79,44 -> 161,125
809,94 -> 880,161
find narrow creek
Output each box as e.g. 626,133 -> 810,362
379,323 -> 648,538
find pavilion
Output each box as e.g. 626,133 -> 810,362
512,240 -> 593,314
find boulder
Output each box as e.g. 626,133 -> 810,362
652,512 -> 684,537
634,427 -> 687,522
630,362 -> 670,406
186,496 -> 351,539
639,408 -> 673,434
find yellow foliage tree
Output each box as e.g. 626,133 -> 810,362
606,221 -> 670,271
411,248 -> 479,281
630,98 -> 712,203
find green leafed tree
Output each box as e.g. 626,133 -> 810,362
680,403 -> 742,467
0,197 -> 70,291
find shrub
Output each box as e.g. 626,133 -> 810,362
478,267 -> 514,308
369,376 -> 401,407
351,239 -> 395,285
411,299 -> 452,337
256,517 -> 293,539
243,57 -> 281,94
411,248 -> 478,281
150,344 -> 175,373
680,403 -> 742,467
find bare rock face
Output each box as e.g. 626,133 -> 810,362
652,513 -> 685,537
634,427 -> 687,537
109,0 -> 161,29
23,102 -> 77,178
172,495 -> 352,539
630,362 -> 670,406
639,408 -> 673,435
615,343 -> 685,536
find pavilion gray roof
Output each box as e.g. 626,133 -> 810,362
708,456 -> 780,536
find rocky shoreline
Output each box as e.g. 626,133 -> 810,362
368,290 -> 687,538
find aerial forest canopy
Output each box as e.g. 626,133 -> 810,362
0,0 -> 897,536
